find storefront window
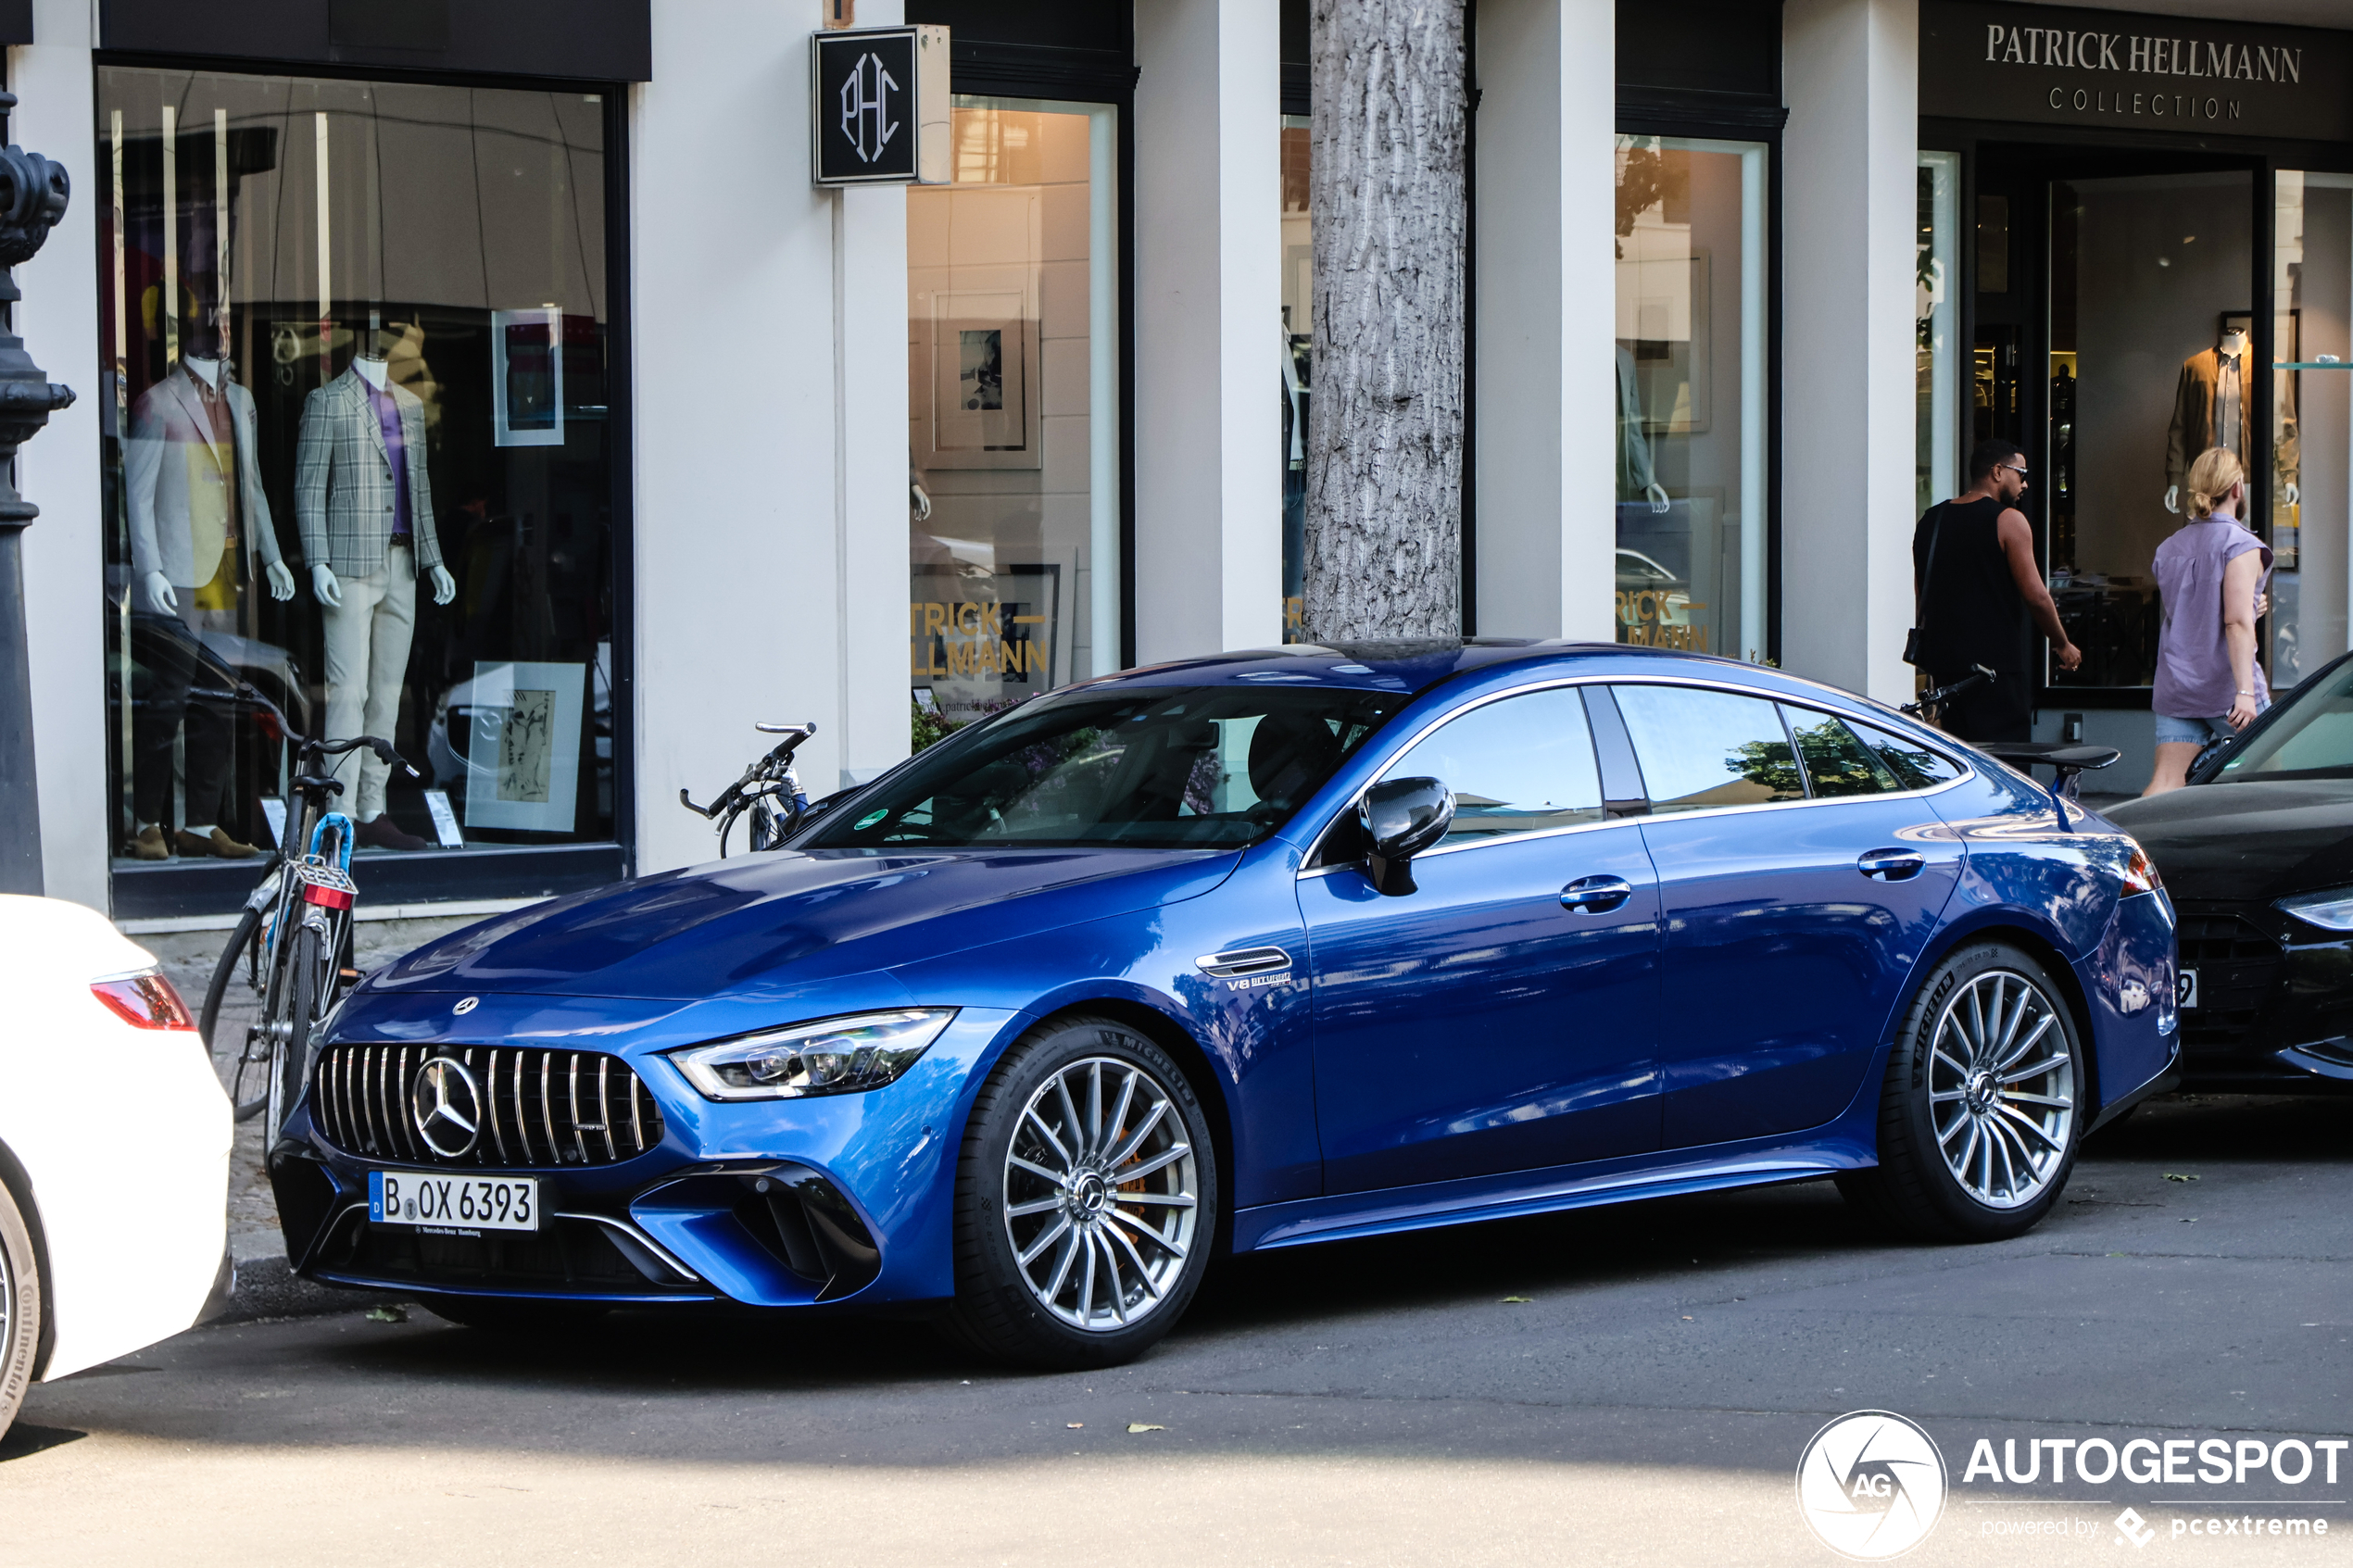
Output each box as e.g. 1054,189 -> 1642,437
2047,170 -> 2252,689
1917,151 -> 1960,519
908,97 -> 1119,728
2270,172 -> 2350,690
1612,135 -> 1767,660
98,69 -> 615,871
1281,113 -> 1310,642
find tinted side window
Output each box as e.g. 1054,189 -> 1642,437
1847,721 -> 1964,790
1612,684 -> 1805,812
1786,707 -> 1902,797
1381,686 -> 1604,844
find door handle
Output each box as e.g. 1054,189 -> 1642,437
1560,875 -> 1634,913
1857,848 -> 1927,882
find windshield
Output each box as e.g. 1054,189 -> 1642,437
2215,660 -> 2353,781
808,685 -> 1406,850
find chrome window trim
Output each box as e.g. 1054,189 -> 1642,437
1297,672 -> 1976,880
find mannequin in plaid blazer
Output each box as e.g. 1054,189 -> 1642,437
296,357 -> 456,847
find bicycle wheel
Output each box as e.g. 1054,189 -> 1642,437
201,902 -> 265,1058
264,922 -> 325,1143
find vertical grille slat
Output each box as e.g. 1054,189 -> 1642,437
540,1050 -> 556,1163
569,1051 -> 587,1165
395,1046 -> 418,1160
305,1043 -> 662,1171
481,1045 -> 509,1163
598,1058 -> 616,1163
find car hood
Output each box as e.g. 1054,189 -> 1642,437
367,846 -> 1241,1001
2105,777 -> 2353,905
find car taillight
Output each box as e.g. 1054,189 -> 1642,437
2121,844 -> 2163,897
91,969 -> 197,1031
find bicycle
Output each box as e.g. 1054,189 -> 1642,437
195,681 -> 418,1139
680,721 -> 817,855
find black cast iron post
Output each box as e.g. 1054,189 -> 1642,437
0,91 -> 74,897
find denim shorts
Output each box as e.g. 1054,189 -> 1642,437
2154,709 -> 2262,746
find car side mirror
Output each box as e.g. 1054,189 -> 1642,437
1358,776 -> 1454,896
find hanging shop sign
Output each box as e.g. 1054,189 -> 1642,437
1920,1 -> 2353,143
812,24 -> 950,186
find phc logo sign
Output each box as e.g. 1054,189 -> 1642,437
812,26 -> 950,186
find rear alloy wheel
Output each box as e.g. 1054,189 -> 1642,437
0,1179 -> 42,1443
1841,942 -> 2084,1241
946,1017 -> 1215,1369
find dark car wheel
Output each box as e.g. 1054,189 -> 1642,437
0,1180 -> 39,1441
1841,941 -> 2084,1242
944,1015 -> 1216,1370
417,1296 -> 611,1334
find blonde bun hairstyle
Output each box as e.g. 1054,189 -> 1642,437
2185,446 -> 2246,520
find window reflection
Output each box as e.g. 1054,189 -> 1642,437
909,98 -> 1119,734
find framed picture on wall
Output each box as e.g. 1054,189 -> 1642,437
912,186 -> 1044,470
461,659 -> 585,834
491,307 -> 564,447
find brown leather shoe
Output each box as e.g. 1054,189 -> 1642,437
176,826 -> 260,859
355,814 -> 430,852
126,823 -> 170,860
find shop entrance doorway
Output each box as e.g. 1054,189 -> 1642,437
1915,142 -> 2353,788
1971,146 -> 2268,709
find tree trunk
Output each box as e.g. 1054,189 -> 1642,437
1303,0 -> 1467,643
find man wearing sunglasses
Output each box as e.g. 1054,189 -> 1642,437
1909,437 -> 2082,742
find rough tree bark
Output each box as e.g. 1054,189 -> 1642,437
1303,0 -> 1467,643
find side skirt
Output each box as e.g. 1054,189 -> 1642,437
1233,1135 -> 1878,1254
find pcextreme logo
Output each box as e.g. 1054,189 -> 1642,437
1796,1411 -> 1949,1560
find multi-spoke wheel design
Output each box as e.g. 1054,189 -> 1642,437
1839,941 -> 2084,1242
1925,970 -> 2076,1210
1002,1057 -> 1199,1332
949,1017 -> 1216,1368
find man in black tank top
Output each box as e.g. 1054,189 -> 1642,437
1912,438 -> 2082,741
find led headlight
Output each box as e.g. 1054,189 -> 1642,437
667,1009 -> 957,1101
2278,888 -> 2353,933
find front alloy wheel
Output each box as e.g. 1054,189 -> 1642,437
948,1017 -> 1215,1368
1840,941 -> 2084,1241
1003,1056 -> 1201,1331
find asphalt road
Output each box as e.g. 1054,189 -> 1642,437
7,1092 -> 2348,1567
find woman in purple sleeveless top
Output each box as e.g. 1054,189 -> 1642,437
2145,447 -> 2271,797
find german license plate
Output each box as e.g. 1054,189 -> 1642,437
369,1171 -> 540,1233
2179,969 -> 2199,1010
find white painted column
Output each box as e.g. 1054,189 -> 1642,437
1472,0 -> 1617,644
13,3 -> 106,909
631,0 -> 908,876
1781,0 -> 1919,704
1132,0 -> 1282,663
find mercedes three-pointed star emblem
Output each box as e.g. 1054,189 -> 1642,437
410,1056 -> 484,1159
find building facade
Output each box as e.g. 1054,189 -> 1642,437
6,0 -> 2348,924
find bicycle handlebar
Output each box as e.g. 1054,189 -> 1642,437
189,681 -> 420,778
1900,663 -> 1997,717
680,721 -> 816,823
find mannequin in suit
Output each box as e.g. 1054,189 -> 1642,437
2165,325 -> 2301,514
1616,345 -> 1670,513
296,325 -> 457,851
122,317 -> 294,860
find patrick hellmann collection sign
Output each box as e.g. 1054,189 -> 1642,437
1920,1 -> 2353,143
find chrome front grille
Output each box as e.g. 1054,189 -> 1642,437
310,1043 -> 665,1167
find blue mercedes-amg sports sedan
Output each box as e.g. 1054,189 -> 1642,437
271,640 -> 2179,1368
